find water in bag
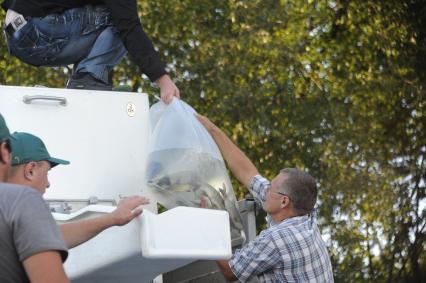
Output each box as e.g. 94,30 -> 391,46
145,100 -> 245,241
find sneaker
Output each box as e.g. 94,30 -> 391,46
66,73 -> 112,91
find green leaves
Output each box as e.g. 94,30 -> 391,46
1,1 -> 425,281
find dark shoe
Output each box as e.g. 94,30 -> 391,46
112,85 -> 132,92
66,73 -> 112,91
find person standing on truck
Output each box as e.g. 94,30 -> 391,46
1,0 -> 180,103
7,131 -> 150,249
0,113 -> 70,283
196,114 -> 334,283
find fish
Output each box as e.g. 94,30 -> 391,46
219,182 -> 244,232
146,155 -> 245,240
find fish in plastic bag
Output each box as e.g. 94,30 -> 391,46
145,99 -> 245,241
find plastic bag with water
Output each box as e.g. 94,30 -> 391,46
145,99 -> 245,241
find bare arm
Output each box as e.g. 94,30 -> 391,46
216,260 -> 238,282
60,215 -> 114,249
23,251 -> 69,283
60,196 -> 149,248
196,114 -> 259,188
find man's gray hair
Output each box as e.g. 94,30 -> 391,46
278,168 -> 317,215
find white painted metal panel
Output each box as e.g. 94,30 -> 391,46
63,213 -> 194,283
0,85 -> 150,201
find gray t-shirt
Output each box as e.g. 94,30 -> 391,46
0,183 -> 68,283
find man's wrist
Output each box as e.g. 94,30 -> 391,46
105,212 -> 119,227
155,74 -> 170,87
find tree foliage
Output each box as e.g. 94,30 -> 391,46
1,1 -> 425,282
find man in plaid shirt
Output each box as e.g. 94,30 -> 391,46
197,114 -> 334,283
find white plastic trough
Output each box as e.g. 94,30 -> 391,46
141,207 -> 232,259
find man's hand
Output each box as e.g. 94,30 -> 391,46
155,74 -> 180,104
196,114 -> 218,133
200,196 -> 209,208
112,196 -> 150,226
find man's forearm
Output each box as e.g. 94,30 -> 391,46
60,195 -> 147,248
103,0 -> 166,82
60,215 -> 115,249
208,126 -> 259,188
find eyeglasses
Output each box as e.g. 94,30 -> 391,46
269,188 -> 292,201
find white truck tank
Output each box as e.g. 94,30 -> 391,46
0,85 -> 233,283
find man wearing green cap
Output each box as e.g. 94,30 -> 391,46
7,132 -> 150,249
0,114 -> 70,283
8,132 -> 71,195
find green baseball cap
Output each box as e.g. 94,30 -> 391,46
10,132 -> 70,167
0,113 -> 11,142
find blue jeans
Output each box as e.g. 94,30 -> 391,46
6,5 -> 127,84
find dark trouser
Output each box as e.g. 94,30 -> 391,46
5,5 -> 127,84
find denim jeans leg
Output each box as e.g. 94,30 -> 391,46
6,6 -> 105,68
6,16 -> 76,67
7,5 -> 127,85
74,26 -> 127,84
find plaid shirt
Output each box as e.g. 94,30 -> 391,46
229,175 -> 334,283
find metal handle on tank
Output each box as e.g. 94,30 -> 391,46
23,95 -> 67,106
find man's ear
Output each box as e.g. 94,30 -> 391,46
280,196 -> 291,209
0,142 -> 11,165
24,162 -> 37,180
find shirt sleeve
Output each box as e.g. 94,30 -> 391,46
11,190 -> 68,262
249,175 -> 271,207
103,0 -> 167,82
229,229 -> 281,282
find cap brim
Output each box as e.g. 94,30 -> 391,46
48,157 -> 70,167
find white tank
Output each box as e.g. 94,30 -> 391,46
0,85 -> 232,283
